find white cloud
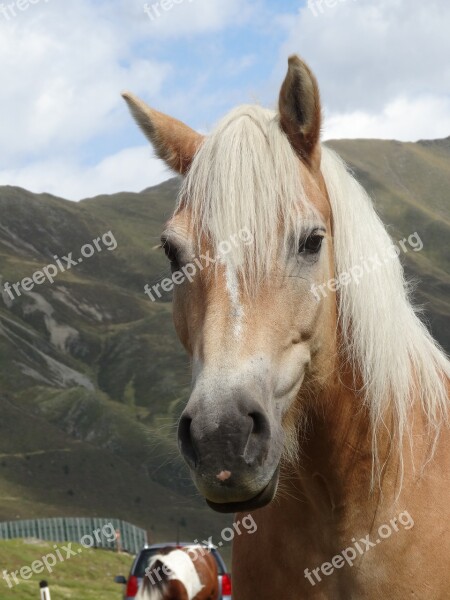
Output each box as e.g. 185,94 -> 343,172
275,0 -> 450,142
0,0 -> 251,197
324,96 -> 450,141
279,0 -> 450,111
0,1 -> 171,162
0,146 -> 171,200
0,0 -> 251,162
2,0 -> 449,200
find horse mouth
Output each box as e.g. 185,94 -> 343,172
205,467 -> 280,513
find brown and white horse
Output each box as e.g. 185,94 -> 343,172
136,546 -> 218,600
124,55 -> 450,599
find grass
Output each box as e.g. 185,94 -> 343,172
0,539 -> 133,600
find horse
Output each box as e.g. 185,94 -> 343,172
136,546 -> 218,600
123,55 -> 450,598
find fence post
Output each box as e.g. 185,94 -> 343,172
115,529 -> 122,553
39,580 -> 51,600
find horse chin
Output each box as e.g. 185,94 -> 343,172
205,466 -> 280,514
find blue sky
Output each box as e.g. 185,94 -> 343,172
0,0 -> 449,199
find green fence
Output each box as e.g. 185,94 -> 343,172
0,517 -> 147,554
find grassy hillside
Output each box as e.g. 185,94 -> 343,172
0,136 -> 448,546
0,180 -> 232,543
0,539 -> 132,600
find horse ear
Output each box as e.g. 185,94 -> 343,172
278,55 -> 322,170
122,92 -> 204,175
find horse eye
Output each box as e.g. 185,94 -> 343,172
161,238 -> 180,270
300,234 -> 324,254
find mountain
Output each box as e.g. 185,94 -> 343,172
0,180 -> 232,543
0,137 -> 448,544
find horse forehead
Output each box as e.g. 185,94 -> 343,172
171,171 -> 331,231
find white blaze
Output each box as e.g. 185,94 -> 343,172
224,262 -> 244,339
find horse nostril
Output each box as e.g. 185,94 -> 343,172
244,410 -> 271,466
249,411 -> 270,437
178,415 -> 198,468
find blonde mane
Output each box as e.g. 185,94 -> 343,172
321,147 -> 449,469
178,105 -> 317,290
177,104 -> 450,464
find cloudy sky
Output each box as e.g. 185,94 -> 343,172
1,0 -> 449,200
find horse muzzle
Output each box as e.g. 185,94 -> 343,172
177,387 -> 283,513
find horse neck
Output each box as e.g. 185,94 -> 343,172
298,382 -> 372,496
291,365 -> 439,524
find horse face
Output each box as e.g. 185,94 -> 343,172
165,173 -> 334,512
124,56 -> 336,512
